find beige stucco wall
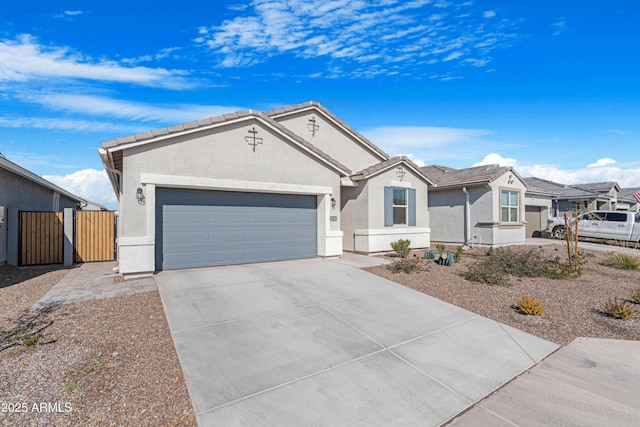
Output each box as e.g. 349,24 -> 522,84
116,118 -> 345,275
341,166 -> 431,253
274,111 -> 385,173
428,172 -> 527,247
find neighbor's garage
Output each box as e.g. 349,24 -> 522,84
155,188 -> 317,270
525,205 -> 544,237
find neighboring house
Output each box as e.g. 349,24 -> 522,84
420,164 -> 528,247
0,155 -> 95,264
99,101 -> 433,276
523,178 -> 626,216
523,185 -> 556,238
617,187 -> 640,212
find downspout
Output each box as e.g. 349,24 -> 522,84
462,187 -> 470,246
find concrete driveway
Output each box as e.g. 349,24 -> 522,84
155,254 -> 559,426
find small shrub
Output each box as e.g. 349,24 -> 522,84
386,258 -> 422,274
454,246 -> 464,262
460,260 -> 509,286
60,382 -> 82,394
602,299 -> 635,320
64,369 -> 75,376
602,253 -> 640,270
390,239 -> 411,258
486,247 -> 494,256
631,289 -> 640,304
517,296 -> 544,316
435,243 -> 446,252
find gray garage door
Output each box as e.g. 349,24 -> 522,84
156,188 -> 317,270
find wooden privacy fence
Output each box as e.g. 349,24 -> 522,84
75,211 -> 115,262
19,210 -> 115,266
19,211 -> 64,266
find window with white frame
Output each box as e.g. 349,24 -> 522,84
53,192 -> 60,211
501,190 -> 519,223
393,188 -> 407,225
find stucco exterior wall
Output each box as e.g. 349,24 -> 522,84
0,167 -> 77,212
428,173 -> 527,247
274,111 -> 384,172
116,119 -> 344,275
349,167 -> 430,253
340,183 -> 368,252
120,120 -> 342,237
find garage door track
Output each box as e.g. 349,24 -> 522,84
155,255 -> 559,426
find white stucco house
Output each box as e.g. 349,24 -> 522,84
420,164 -> 528,247
100,101 -> 433,276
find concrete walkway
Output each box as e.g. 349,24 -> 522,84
449,337 -> 640,426
33,261 -> 157,309
155,254 -> 559,426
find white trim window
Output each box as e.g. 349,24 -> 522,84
53,192 -> 60,211
393,188 -> 408,225
501,190 -> 519,223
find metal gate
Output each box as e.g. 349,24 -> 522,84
19,211 -> 64,266
75,211 -> 115,262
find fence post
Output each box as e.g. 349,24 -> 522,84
63,208 -> 74,267
7,208 -> 19,266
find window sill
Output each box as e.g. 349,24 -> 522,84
477,221 -> 525,229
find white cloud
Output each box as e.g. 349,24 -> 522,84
199,0 -> 520,76
64,10 -> 83,16
551,18 -> 567,36
363,125 -> 494,165
473,153 -> 517,167
587,158 -> 616,168
21,93 -> 244,124
472,153 -> 640,188
0,35 -> 193,89
483,10 -> 496,18
43,169 -> 117,208
0,115 -> 141,133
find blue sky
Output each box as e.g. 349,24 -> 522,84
1,1 -> 639,210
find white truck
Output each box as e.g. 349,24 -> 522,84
547,210 -> 640,243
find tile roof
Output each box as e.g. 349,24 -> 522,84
573,181 -> 620,193
350,156 -> 434,184
264,101 -> 389,160
100,108 -> 351,176
523,177 -> 607,199
421,164 -> 519,189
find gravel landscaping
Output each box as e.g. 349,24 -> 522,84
0,264 -> 195,426
367,243 -> 640,346
1,242 -> 639,424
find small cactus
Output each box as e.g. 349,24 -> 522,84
518,295 -> 544,316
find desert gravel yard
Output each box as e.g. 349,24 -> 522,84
0,264 -> 195,427
367,243 -> 640,346
1,242 -> 639,425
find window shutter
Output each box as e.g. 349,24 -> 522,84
384,186 -> 393,227
408,188 -> 416,226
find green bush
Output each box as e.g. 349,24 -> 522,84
602,253 -> 640,270
390,239 -> 411,258
386,258 -> 422,274
460,260 -> 509,286
454,246 -> 464,262
631,289 -> 640,304
460,248 -> 563,286
435,243 -> 446,252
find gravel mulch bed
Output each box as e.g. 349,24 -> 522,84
366,244 -> 640,346
0,264 -> 195,426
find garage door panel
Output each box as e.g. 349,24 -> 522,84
164,231 -> 206,245
209,211 -> 248,224
157,189 -> 317,270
